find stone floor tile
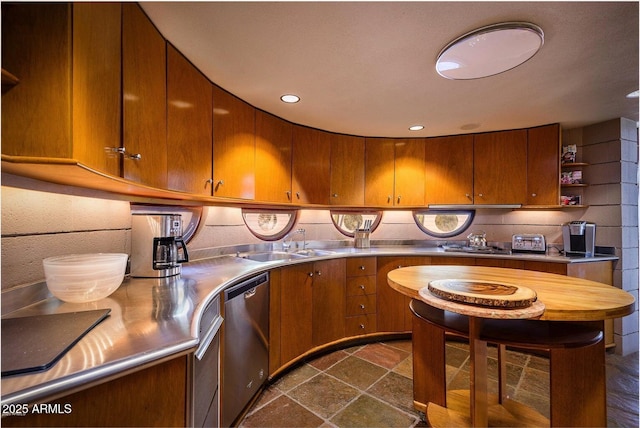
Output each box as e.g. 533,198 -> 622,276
326,355 -> 388,390
274,364 -> 320,392
240,395 -> 324,428
367,371 -> 415,414
354,342 -> 410,369
288,373 -> 360,419
393,354 -> 413,379
309,350 -> 350,371
330,395 -> 417,428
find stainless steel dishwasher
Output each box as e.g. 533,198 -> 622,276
222,272 -> 269,427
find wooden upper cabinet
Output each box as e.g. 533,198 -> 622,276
365,138 -> 396,206
255,110 -> 292,203
292,126 -> 331,204
394,138 -> 425,206
166,44 -> 213,195
425,135 -> 474,205
527,124 -> 560,206
2,3 -> 121,176
330,134 -> 365,205
72,3 -> 121,176
1,3 -> 71,159
473,129 -> 527,204
122,3 -> 167,189
212,85 -> 256,199
365,138 -> 425,206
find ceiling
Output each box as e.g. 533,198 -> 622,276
141,1 -> 639,138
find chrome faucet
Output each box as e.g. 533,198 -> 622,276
282,228 -> 306,252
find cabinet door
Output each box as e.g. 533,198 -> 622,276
167,44 -> 213,195
425,135 -> 474,205
377,256 -> 430,332
72,3 -> 121,176
527,124 -> 560,206
474,130 -> 527,204
255,110 -> 292,203
212,85 -> 256,199
394,139 -> 425,206
122,3 -> 167,188
292,126 -> 331,204
279,263 -> 314,365
330,134 -> 365,205
312,259 -> 346,346
365,138 -> 395,206
1,3 -> 71,158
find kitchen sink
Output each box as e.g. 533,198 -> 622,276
293,249 -> 335,257
242,251 -> 308,262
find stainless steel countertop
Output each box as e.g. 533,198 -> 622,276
1,245 -> 617,405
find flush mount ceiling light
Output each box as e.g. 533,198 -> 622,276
409,125 -> 425,131
436,22 -> 544,80
280,94 -> 300,103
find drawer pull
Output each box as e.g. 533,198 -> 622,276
360,285 -> 365,290
360,304 -> 365,309
359,324 -> 365,329
360,265 -> 365,270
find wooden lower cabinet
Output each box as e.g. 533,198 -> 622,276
275,259 -> 346,368
2,356 -> 188,427
377,256 -> 430,333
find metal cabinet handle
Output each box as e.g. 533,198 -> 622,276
478,193 -> 484,198
316,271 -> 322,276
397,195 -> 402,204
113,147 -> 141,160
465,193 -> 472,200
308,272 -> 314,277
360,304 -> 365,309
286,191 -> 291,200
359,285 -> 365,290
387,195 -> 392,203
531,193 -> 537,197
359,265 -> 365,270
296,192 -> 301,199
332,193 -> 338,198
359,324 -> 365,329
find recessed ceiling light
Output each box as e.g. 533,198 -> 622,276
436,22 -> 544,80
626,90 -> 639,98
280,94 -> 300,103
409,125 -> 425,131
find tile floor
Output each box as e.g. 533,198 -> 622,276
239,339 -> 639,428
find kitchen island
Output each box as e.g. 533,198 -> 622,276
0,245 -> 622,426
387,265 -> 635,427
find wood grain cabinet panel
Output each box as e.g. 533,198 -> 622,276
527,123 -> 561,206
123,3 -> 168,189
365,138 -> 396,206
167,44 -> 213,195
311,259 -> 346,346
394,138 -> 426,206
212,85 -> 256,199
346,276 -> 377,296
255,110 -> 293,203
292,126 -> 331,204
473,130 -> 527,204
330,134 -> 365,205
279,264 -> 314,365
2,3 -> 121,176
347,294 -> 377,316
2,357 -> 188,427
346,314 -> 377,336
425,135 -> 474,205
377,256 -> 430,332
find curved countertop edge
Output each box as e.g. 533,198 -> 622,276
387,265 -> 636,322
1,245 -> 620,405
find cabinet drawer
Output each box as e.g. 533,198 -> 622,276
346,294 -> 377,316
345,314 -> 377,336
346,257 -> 377,277
346,275 -> 377,296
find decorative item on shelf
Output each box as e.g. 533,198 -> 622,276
561,170 -> 583,184
561,195 -> 582,206
561,144 -> 577,164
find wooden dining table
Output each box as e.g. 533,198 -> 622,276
387,265 -> 636,428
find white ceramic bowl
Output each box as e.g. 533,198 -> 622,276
43,253 -> 128,303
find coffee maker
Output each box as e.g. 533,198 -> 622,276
562,221 -> 596,257
131,213 -> 189,277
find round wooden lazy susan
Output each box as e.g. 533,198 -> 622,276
428,279 -> 537,308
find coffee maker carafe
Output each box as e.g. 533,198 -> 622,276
562,221 -> 596,257
131,214 -> 189,277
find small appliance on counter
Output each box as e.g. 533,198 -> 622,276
562,221 -> 596,257
511,234 -> 546,254
131,213 -> 189,277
